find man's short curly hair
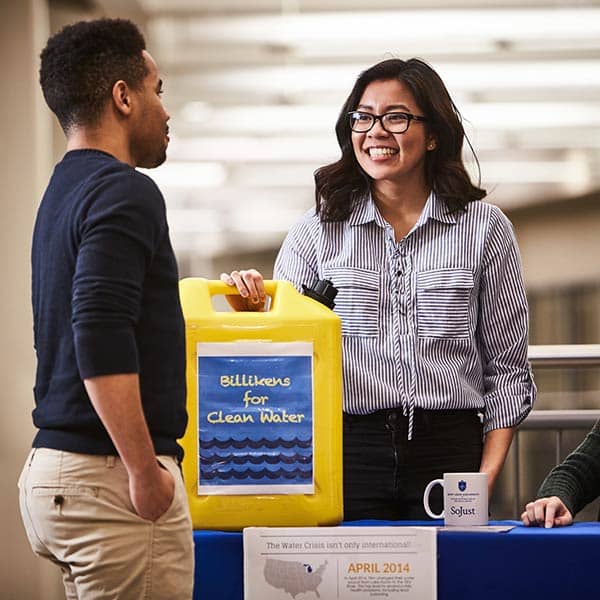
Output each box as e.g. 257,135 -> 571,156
40,18 -> 148,132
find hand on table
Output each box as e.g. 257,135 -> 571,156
521,496 -> 573,528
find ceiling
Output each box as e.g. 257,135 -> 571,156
94,0 -> 600,259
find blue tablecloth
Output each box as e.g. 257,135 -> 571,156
193,520 -> 600,599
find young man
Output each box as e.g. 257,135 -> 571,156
18,19 -> 194,599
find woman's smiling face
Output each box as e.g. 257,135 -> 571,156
351,78 -> 435,188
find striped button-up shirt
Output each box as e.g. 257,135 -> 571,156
274,192 -> 535,437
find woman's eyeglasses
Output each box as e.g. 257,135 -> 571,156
348,110 -> 428,134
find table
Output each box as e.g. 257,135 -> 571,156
193,520 -> 600,599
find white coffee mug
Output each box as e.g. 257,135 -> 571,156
422,472 -> 488,526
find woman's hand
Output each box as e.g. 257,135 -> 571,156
521,496 -> 573,528
220,269 -> 266,311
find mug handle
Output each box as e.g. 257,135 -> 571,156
423,479 -> 444,519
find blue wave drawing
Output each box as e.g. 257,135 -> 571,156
199,437 -> 312,450
200,468 -> 313,481
200,452 -> 312,465
199,437 -> 314,485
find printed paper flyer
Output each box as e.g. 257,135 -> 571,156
244,526 -> 437,599
197,341 -> 314,495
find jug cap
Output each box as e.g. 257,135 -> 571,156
302,279 -> 338,309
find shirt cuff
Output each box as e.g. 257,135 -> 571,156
482,377 -> 536,433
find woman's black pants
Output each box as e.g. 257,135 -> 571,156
343,408 -> 484,521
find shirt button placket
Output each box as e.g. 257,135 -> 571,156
397,242 -> 407,316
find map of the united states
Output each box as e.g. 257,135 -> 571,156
263,558 -> 328,598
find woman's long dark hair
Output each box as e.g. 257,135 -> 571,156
315,58 -> 486,220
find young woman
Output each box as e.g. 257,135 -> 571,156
224,58 -> 536,520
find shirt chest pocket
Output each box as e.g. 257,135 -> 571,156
323,267 -> 380,337
417,268 -> 474,339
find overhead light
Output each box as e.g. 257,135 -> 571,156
152,9 -> 600,47
172,59 -> 600,99
438,61 -> 600,90
180,101 -> 213,123
462,102 -> 600,130
479,159 -> 590,186
229,208 -> 304,233
168,135 -> 339,163
177,103 -> 338,134
140,160 -> 227,188
166,208 -> 223,233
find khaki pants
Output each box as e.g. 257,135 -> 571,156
18,448 -> 194,600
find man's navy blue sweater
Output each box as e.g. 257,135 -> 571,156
31,149 -> 187,458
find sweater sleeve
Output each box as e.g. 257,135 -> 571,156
536,420 -> 600,517
72,171 -> 166,379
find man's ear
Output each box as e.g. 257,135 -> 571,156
112,80 -> 132,116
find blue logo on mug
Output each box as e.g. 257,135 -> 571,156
458,480 -> 467,492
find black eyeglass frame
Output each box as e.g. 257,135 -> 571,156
347,110 -> 428,134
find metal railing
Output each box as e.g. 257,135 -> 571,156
528,344 -> 600,367
511,344 -> 600,517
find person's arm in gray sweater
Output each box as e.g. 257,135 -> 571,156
522,420 -> 600,527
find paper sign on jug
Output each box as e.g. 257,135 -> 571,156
197,341 -> 314,495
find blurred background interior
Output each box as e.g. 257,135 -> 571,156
2,0 -> 600,597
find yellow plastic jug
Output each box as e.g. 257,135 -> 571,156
179,278 -> 343,530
